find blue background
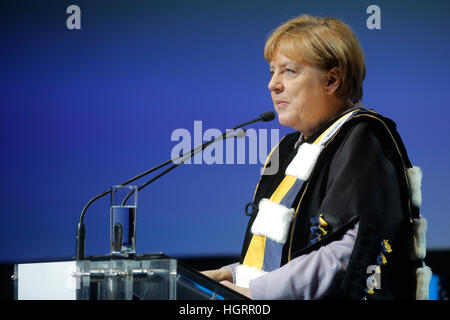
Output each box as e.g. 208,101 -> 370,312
1,0 -> 449,263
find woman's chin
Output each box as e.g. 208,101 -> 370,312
277,114 -> 298,130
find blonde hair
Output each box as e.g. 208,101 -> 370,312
264,14 -> 366,104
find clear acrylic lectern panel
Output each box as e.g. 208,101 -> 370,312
75,258 -> 178,300
14,253 -> 247,300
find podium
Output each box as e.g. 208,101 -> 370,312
13,253 -> 248,300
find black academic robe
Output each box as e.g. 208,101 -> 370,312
240,109 -> 419,300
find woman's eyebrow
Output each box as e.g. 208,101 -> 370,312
271,59 -> 303,68
269,62 -> 287,68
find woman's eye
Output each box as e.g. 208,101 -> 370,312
285,68 -> 296,74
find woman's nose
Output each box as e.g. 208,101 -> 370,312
268,73 -> 283,93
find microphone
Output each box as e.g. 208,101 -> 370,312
75,111 -> 274,260
259,111 -> 275,122
230,111 -> 275,131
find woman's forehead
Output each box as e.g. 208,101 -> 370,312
269,48 -> 307,67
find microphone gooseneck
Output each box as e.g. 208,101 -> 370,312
75,111 -> 274,260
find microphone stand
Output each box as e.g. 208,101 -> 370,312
75,112 -> 274,260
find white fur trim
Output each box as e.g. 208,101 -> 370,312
407,166 -> 423,208
285,143 -> 324,181
410,214 -> 428,260
251,198 -> 295,244
415,265 -> 432,300
235,264 -> 268,288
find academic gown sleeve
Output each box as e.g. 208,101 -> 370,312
321,120 -> 409,299
249,222 -> 359,299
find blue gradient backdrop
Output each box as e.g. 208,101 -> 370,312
1,0 -> 449,263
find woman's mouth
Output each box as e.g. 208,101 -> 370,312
275,100 -> 289,109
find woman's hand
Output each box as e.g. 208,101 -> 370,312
201,269 -> 251,298
201,268 -> 233,282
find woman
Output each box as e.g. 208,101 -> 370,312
203,14 -> 428,300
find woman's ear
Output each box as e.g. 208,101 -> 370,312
325,67 -> 342,95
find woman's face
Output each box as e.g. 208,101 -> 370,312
268,50 -> 336,137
